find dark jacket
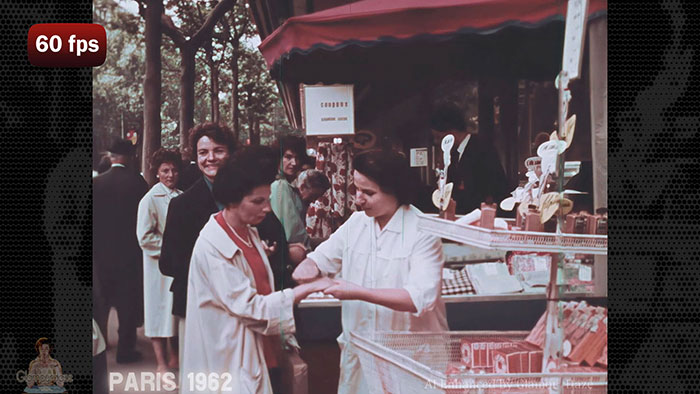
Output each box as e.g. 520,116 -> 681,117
159,177 -> 295,317
257,213 -> 296,291
159,177 -> 217,318
93,165 -> 149,295
177,161 -> 202,192
447,134 -> 510,215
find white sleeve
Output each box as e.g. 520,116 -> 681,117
403,233 -> 445,317
136,194 -> 162,258
306,214 -> 356,276
195,244 -> 295,336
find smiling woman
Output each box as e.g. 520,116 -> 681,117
188,123 -> 238,183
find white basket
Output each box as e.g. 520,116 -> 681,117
350,331 -> 607,394
418,214 -> 607,255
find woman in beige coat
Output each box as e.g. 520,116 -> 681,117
136,149 -> 182,373
182,146 -> 332,394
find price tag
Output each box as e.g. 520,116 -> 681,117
410,147 -> 428,167
579,264 -> 592,282
534,258 -> 548,272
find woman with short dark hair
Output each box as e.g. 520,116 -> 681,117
182,146 -> 333,394
270,135 -> 311,261
136,148 -> 183,374
293,149 -> 448,394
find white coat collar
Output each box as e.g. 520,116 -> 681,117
152,182 -> 181,197
371,204 -> 409,234
200,215 -> 241,260
199,214 -> 263,261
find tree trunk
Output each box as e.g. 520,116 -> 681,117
249,118 -> 260,146
205,42 -> 220,123
230,46 -> 240,141
179,47 -> 196,158
142,0 -> 163,185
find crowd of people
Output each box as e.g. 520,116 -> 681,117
93,104 -> 510,394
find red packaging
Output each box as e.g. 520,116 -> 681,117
573,212 -> 590,234
586,214 -> 604,235
525,312 -> 547,347
486,340 -> 516,368
480,202 -> 497,229
439,198 -> 457,221
460,338 -> 485,368
582,318 -> 608,366
461,338 -> 515,369
513,342 -> 541,373
597,345 -> 608,368
528,350 -> 543,373
493,347 -> 524,373
524,205 -> 543,232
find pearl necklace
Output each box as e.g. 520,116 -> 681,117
232,226 -> 253,248
223,215 -> 253,248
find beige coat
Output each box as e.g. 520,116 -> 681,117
182,215 -> 296,394
136,182 -> 182,337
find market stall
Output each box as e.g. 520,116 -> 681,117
258,0 -> 607,202
254,0 -> 608,392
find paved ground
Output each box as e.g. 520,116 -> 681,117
102,309 -> 340,394
104,309 -> 178,393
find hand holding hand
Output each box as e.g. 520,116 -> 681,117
307,276 -> 336,293
323,279 -> 364,300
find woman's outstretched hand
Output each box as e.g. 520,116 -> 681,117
323,279 -> 364,300
293,276 -> 335,304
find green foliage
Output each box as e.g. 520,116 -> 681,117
93,0 -> 292,166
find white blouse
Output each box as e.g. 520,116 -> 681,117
307,205 -> 448,394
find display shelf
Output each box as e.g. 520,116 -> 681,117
351,330 -> 607,393
299,292 -> 600,308
418,214 -> 607,255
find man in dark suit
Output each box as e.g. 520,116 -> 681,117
93,138 -> 149,363
159,124 -> 294,367
430,103 -> 510,215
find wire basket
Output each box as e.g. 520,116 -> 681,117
350,331 -> 607,394
418,214 -> 607,255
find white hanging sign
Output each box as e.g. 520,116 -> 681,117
302,84 -> 355,136
562,0 -> 589,80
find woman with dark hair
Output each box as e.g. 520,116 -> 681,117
293,149 -> 448,394
269,135 -> 310,251
136,148 -> 183,374
181,146 -> 333,394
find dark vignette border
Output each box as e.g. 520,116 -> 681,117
0,1 -> 698,393
0,1 -> 92,394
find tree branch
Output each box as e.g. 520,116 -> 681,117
161,13 -> 187,48
190,0 -> 235,48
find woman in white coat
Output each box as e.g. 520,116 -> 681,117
182,146 -> 333,394
293,149 -> 449,394
136,149 -> 182,373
